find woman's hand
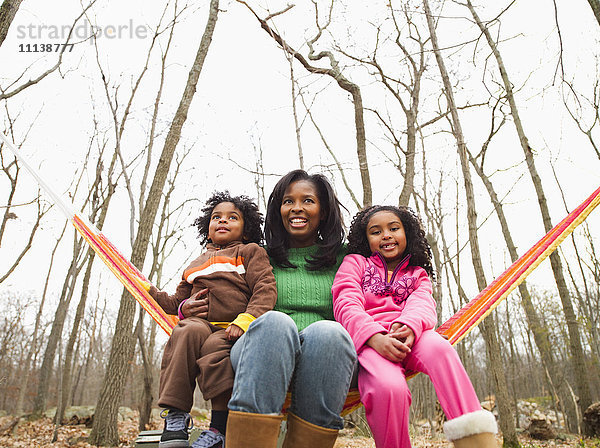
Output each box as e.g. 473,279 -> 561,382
180,288 -> 209,319
389,323 -> 415,349
366,332 -> 411,363
225,324 -> 244,341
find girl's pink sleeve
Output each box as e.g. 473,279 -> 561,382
332,254 -> 387,352
395,267 -> 437,342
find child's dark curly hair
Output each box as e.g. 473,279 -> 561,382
193,191 -> 264,245
347,205 -> 434,279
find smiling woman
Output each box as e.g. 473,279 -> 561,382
225,170 -> 357,448
280,179 -> 323,248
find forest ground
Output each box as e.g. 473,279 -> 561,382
1,413 -> 599,447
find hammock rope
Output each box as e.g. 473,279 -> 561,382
3,131 -> 599,416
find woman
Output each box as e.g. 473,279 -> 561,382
224,170 -> 357,448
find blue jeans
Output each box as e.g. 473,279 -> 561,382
229,311 -> 357,429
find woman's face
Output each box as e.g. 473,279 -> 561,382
280,180 -> 323,248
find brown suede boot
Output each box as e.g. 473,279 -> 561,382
282,412 -> 339,448
452,432 -> 497,448
224,410 -> 283,448
444,410 -> 498,448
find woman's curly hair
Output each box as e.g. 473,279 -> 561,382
347,205 -> 434,279
193,191 -> 264,245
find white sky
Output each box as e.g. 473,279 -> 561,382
1,0 -> 599,339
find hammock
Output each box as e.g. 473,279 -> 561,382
3,132 -> 599,416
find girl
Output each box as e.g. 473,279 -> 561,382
332,205 -> 497,448
147,192 -> 277,448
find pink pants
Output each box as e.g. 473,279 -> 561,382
358,330 -> 481,448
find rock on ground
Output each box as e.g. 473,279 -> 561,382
584,402 -> 600,436
528,417 -> 557,440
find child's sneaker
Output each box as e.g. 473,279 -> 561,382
191,428 -> 224,448
159,408 -> 193,448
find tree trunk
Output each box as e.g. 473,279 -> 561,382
136,315 -> 154,431
75,292 -> 104,406
464,0 -> 593,432
399,112 -> 417,206
467,151 -> 579,429
348,84 -> 371,207
56,250 -> 95,424
423,1 -> 519,445
15,223 -> 67,415
0,0 -> 23,48
32,234 -> 87,416
288,60 -> 304,170
587,0 -> 600,25
89,1 -> 220,444
56,159 -> 116,425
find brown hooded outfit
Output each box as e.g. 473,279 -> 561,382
149,241 -> 276,411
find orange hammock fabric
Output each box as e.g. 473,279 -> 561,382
3,132 -> 599,416
70,184 -> 600,416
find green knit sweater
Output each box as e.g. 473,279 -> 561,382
272,246 -> 344,331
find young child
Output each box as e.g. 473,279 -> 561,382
147,192 -> 277,448
332,205 -> 497,448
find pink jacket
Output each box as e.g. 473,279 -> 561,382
332,252 -> 436,352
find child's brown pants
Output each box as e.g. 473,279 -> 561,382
158,316 -> 234,412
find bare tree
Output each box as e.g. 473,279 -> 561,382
288,59 -> 305,169
31,229 -> 89,415
0,192 -> 47,284
551,166 -> 600,399
136,146 -> 197,430
461,0 -> 593,431
0,127 -> 50,284
134,14 -> 182,429
561,77 -> 600,161
352,2 -> 428,207
72,289 -> 108,406
30,134 -> 101,416
90,1 -> 182,246
90,1 -> 221,444
0,1 -> 96,101
296,86 -> 361,209
237,0 -> 372,206
466,121 -> 579,428
0,291 -> 36,411
423,0 -> 519,445
55,144 -> 118,426
14,221 -> 67,415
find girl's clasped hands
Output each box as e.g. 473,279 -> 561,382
367,323 -> 415,363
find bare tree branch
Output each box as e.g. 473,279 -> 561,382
236,0 -> 372,206
0,1 -> 97,100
